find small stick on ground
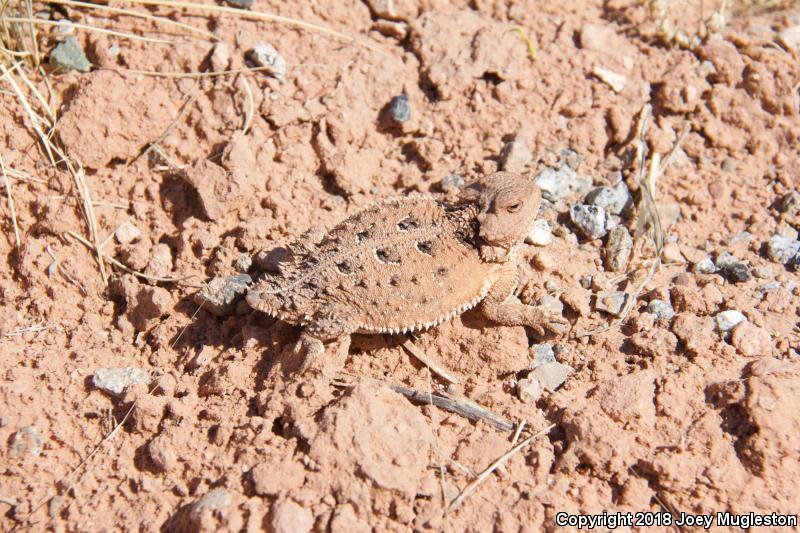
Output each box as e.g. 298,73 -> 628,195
135,90 -> 199,164
334,373 -> 514,431
446,424 -> 555,514
401,337 -> 461,385
239,75 -> 254,134
66,230 -> 194,284
0,153 -> 21,249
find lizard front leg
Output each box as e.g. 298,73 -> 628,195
478,266 -> 567,337
293,304 -> 357,372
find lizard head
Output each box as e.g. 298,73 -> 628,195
460,171 -> 541,262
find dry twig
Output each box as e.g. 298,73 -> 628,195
401,337 -> 461,385
446,424 -> 555,513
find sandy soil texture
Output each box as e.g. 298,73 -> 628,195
1,0 -> 799,531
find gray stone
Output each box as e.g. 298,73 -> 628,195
777,191 -> 799,214
716,252 -> 751,283
390,94 -> 410,123
529,361 -> 573,392
93,367 -> 152,397
560,148 -> 581,169
440,174 -> 464,194
585,181 -> 631,215
570,204 -> 608,239
647,299 -> 674,320
766,234 -> 800,265
605,225 -> 632,272
517,378 -> 542,403
723,231 -> 752,246
50,37 -> 91,72
756,281 -> 781,295
10,426 -> 42,458
499,140 -> 532,172
595,291 -> 628,316
248,42 -> 286,81
693,257 -> 717,274
538,295 -> 563,316
225,0 -> 253,7
715,310 -> 746,332
195,274 -> 252,316
530,343 -> 555,368
526,219 -> 552,246
235,253 -> 252,273
534,165 -> 592,202
753,265 -> 773,279
189,488 -> 232,522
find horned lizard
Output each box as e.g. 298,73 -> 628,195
246,171 -> 567,368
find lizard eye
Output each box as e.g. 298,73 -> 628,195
507,202 -> 522,213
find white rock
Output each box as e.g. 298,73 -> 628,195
529,362 -> 573,392
715,310 -> 746,332
92,367 -> 151,396
592,65 -> 626,93
115,221 -> 141,244
517,378 -> 542,403
570,204 -> 608,239
526,219 -> 552,246
766,234 -> 800,265
249,42 -> 287,81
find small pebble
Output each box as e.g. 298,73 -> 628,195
559,148 -> 581,169
225,0 -> 253,7
595,291 -> 628,316
534,165 -> 592,202
647,299 -> 674,321
570,204 -> 608,239
766,234 -> 800,265
539,295 -> 564,316
517,378 -> 542,403
723,231 -> 752,246
195,274 -> 252,316
10,426 -> 42,458
605,225 -> 632,272
529,362 -> 573,392
777,191 -> 799,214
440,174 -> 464,194
757,281 -> 781,294
390,94 -> 410,123
499,140 -> 532,172
530,343 -> 555,368
544,280 -> 561,293
189,488 -> 232,523
716,252 -> 751,283
715,310 -> 746,333
693,257 -> 717,274
592,65 -> 627,93
93,367 -> 152,397
585,181 -> 631,215
50,36 -> 91,72
526,219 -> 552,246
753,265 -> 773,279
235,253 -> 252,273
115,221 -> 141,245
248,42 -> 287,81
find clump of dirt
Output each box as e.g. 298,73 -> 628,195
1,0 -> 799,531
